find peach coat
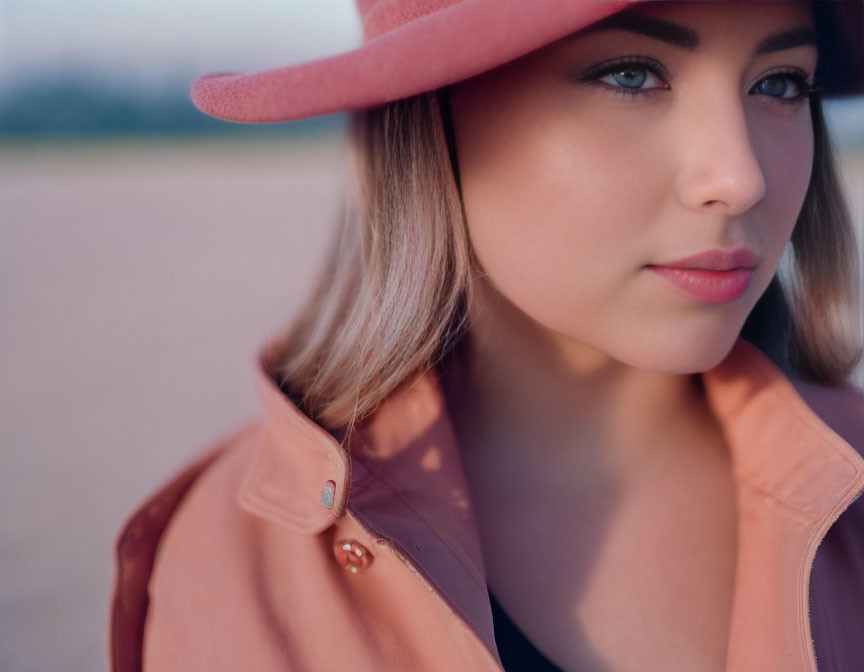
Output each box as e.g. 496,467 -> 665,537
108,336 -> 864,672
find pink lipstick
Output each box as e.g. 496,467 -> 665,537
646,247 -> 759,304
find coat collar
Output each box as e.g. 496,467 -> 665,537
236,332 -> 864,671
238,333 -> 864,532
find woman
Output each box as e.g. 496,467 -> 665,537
110,1 -> 864,670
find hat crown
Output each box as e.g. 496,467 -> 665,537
359,0 -> 463,41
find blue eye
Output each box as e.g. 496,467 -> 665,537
580,56 -> 820,105
753,72 -> 819,104
577,56 -> 668,99
593,60 -> 666,97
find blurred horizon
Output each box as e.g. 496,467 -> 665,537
0,0 -> 362,90
0,0 -> 361,136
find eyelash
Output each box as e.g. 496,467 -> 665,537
580,56 -> 821,106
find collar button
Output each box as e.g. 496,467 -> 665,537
320,479 -> 336,508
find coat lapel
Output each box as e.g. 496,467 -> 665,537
236,334 -> 864,671
340,364 -> 497,662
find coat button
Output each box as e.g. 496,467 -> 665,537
320,480 -> 335,508
333,539 -> 373,573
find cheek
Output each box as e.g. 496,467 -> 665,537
459,112 -> 667,334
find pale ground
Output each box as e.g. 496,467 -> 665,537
0,134 -> 862,672
0,134 -> 348,672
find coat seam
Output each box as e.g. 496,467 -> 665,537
796,480 -> 864,672
345,506 -> 501,669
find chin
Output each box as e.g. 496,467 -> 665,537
601,323 -> 745,374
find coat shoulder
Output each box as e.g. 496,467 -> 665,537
788,375 -> 864,461
108,417 -> 262,672
135,415 -> 352,672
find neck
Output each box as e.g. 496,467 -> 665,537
443,276 -> 720,489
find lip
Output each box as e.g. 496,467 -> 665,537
646,266 -> 754,303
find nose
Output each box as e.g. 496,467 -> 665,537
674,88 -> 768,215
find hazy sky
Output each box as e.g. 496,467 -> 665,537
0,0 -> 362,90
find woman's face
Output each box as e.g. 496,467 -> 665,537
447,0 -> 818,372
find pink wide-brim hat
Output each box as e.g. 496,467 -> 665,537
190,0 -> 864,125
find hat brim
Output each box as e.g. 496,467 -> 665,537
190,0 -> 638,123
190,0 -> 864,125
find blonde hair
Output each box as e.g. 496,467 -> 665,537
272,85 -> 862,443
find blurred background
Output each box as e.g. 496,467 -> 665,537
1,1 -> 863,671
2,2 -> 359,671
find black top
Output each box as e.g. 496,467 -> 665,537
488,587 -> 565,671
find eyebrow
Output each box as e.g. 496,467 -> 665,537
576,11 -> 818,57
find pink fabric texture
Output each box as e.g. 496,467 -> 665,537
189,0 -> 864,125
107,334 -> 864,671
